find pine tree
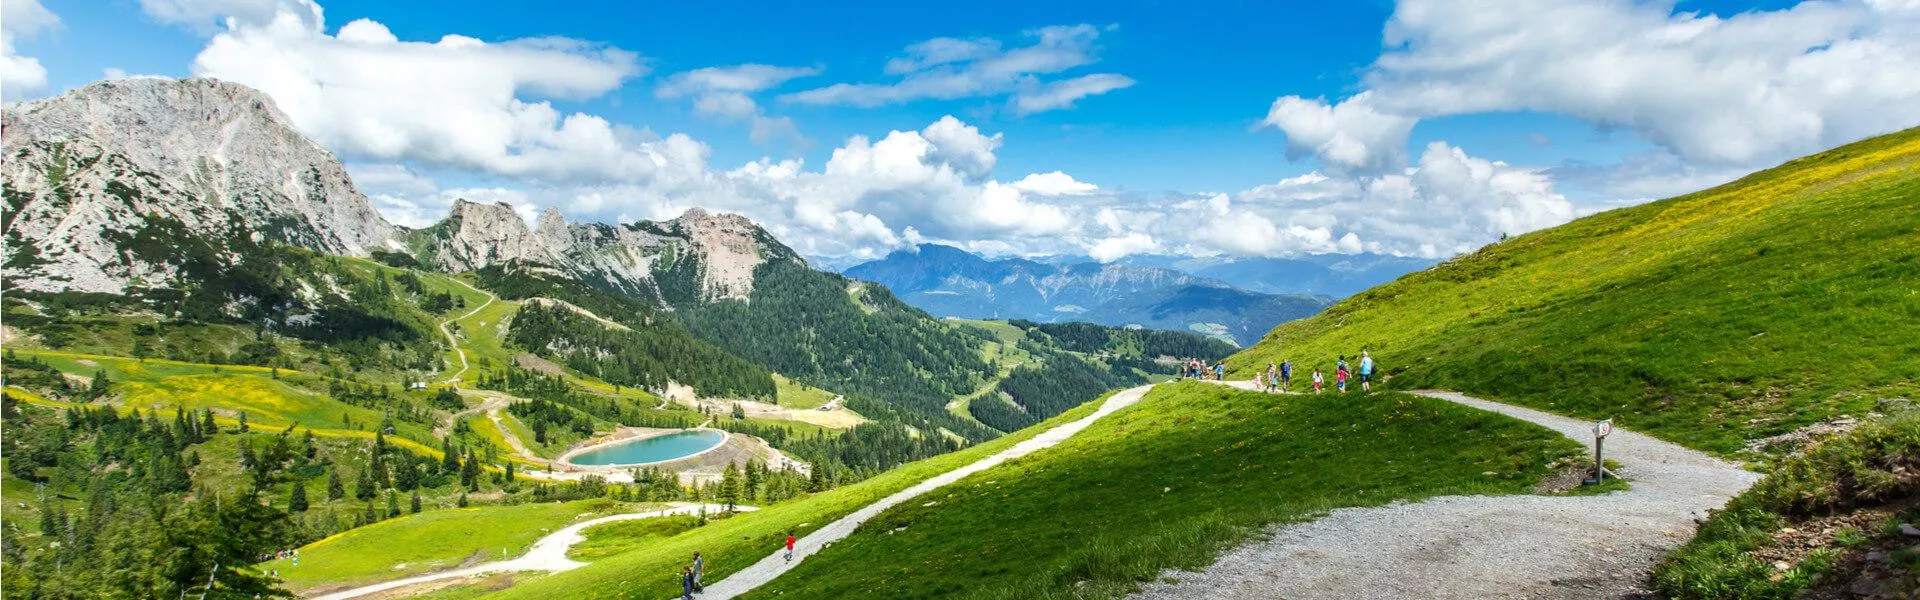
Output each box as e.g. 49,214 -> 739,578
288,480 -> 309,512
88,369 -> 110,399
456,492 -> 468,508
236,411 -> 249,433
354,468 -> 375,500
327,468 -> 345,501
441,438 -> 460,473
302,430 -> 318,459
719,462 -> 741,511
744,459 -> 764,501
410,490 -> 422,514
807,463 -> 826,492
386,491 -> 400,518
202,409 -> 216,436
460,449 -> 481,491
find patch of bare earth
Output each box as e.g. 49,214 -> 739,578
514,353 -> 565,376
1755,498 -> 1920,600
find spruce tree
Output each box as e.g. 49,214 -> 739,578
288,480 -> 309,512
386,491 -> 400,518
236,411 -> 249,433
354,468 -> 375,500
441,438 -> 460,473
719,462 -> 741,511
327,468 -> 345,501
410,490 -> 422,514
88,369 -> 110,399
456,492 -> 468,508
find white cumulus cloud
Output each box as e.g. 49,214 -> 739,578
189,7 -> 692,185
1,0 -> 60,98
1268,0 -> 1920,172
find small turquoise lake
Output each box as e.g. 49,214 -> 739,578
568,430 -> 726,466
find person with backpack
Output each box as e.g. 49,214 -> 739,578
1280,359 -> 1293,393
1214,363 -> 1225,381
1359,351 -> 1375,392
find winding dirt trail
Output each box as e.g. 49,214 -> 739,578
1131,387 -> 1761,600
437,277 -> 497,387
694,383 -> 1156,599
306,502 -> 751,600
487,406 -> 544,463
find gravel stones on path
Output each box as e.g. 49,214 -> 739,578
1132,389 -> 1760,600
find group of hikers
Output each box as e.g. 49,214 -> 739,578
1183,351 -> 1377,394
1180,358 -> 1227,381
680,531 -> 799,598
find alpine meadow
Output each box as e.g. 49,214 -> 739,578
2,1 -> 1918,599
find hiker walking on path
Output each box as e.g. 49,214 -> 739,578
1311,369 -> 1323,394
1336,363 -> 1349,393
1215,363 -> 1225,381
1265,363 -> 1279,392
692,551 -> 705,593
1359,351 -> 1375,392
785,532 -> 796,562
682,566 -> 696,600
1280,359 -> 1292,393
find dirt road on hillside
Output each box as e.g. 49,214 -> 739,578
1132,386 -> 1759,600
694,384 -> 1157,599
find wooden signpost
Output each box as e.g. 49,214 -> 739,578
1585,418 -> 1614,485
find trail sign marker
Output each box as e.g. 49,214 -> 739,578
1585,418 -> 1615,485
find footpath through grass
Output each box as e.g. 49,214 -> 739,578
480,391 -> 1114,600
743,382 -> 1581,599
280,498 -> 649,593
1229,127 -> 1920,454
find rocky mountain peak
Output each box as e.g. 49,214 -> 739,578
2,77 -> 397,293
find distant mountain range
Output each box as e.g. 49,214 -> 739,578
843,245 -> 1347,345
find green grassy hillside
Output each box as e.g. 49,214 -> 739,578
1228,127 -> 1920,454
737,383 -> 1578,598
281,498 -> 651,594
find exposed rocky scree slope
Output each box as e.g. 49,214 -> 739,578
1,77 -> 790,305
412,200 -> 790,304
1,77 -> 398,293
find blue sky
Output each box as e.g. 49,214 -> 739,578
5,0 -> 1915,260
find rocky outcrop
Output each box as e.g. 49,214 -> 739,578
1,77 -> 796,306
1,77 -> 398,293
416,201 -> 797,304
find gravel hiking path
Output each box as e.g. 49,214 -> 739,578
433,390 -> 513,439
437,277 -> 497,386
694,384 -> 1157,599
1132,387 -> 1761,600
306,502 -> 751,600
